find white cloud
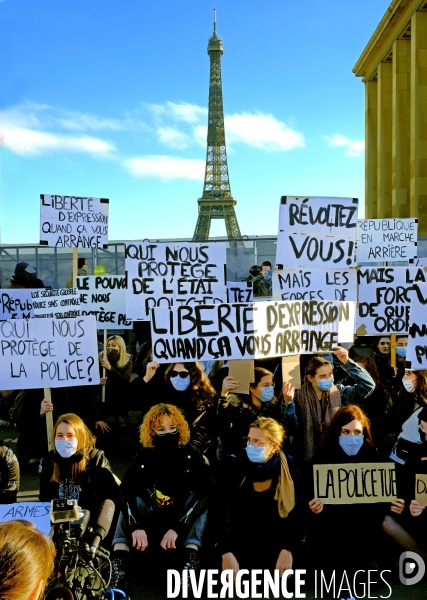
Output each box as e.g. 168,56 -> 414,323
122,155 -> 205,181
326,133 -> 365,157
193,125 -> 208,147
2,124 -> 115,157
147,101 -> 208,123
157,127 -> 189,149
224,112 -> 304,151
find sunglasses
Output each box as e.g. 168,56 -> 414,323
169,370 -> 190,379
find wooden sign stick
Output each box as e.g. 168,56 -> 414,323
102,329 -> 107,403
44,388 -> 54,452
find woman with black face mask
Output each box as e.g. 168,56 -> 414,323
99,335 -> 133,428
109,403 -> 211,592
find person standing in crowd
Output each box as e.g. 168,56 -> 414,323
371,336 -> 395,389
243,264 -> 260,282
0,440 -> 19,503
218,417 -> 303,576
218,366 -> 297,460
8,261 -> 44,289
110,404 -> 211,590
286,346 -> 375,463
252,260 -> 273,297
65,257 -> 87,288
99,335 -> 133,428
392,335 -> 408,393
0,520 -> 55,600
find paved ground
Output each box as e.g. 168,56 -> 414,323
3,414 -> 427,599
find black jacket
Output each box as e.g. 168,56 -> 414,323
0,442 -> 19,504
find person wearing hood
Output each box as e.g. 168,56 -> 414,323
8,261 -> 44,289
39,412 -> 119,542
65,257 -> 87,288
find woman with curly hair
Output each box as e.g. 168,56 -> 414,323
139,360 -> 224,455
110,403 -> 211,589
99,334 -> 133,428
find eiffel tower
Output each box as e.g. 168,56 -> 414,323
193,11 -> 242,241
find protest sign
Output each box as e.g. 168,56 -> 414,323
40,195 -> 109,248
313,463 -> 396,504
272,268 -> 357,302
227,281 -> 253,303
228,360 -> 253,394
357,218 -> 418,262
31,288 -> 81,319
0,502 -> 51,536
0,315 -> 100,389
277,196 -> 358,269
0,290 -> 34,319
415,474 -> 427,507
407,282 -> 427,369
282,355 -> 301,389
356,267 -> 427,335
125,242 -> 227,320
77,275 -> 132,329
151,300 -> 355,363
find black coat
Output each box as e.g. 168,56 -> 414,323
0,442 -> 19,504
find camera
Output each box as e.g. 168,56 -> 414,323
46,499 -> 112,600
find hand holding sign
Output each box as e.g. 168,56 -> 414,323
390,498 -> 405,515
100,357 -> 111,371
308,499 -> 324,514
333,346 -> 349,364
221,376 -> 240,397
410,499 -> 425,517
283,381 -> 295,403
40,398 -> 54,416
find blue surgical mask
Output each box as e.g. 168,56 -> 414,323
246,444 -> 270,463
396,347 -> 407,358
55,439 -> 78,459
257,386 -> 275,403
339,435 -> 364,456
317,377 -> 333,392
170,375 -> 191,392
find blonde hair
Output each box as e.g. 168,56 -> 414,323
99,335 -> 131,369
249,416 -> 285,448
51,413 -> 96,485
139,403 -> 191,449
0,520 -> 55,600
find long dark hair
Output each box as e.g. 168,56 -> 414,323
353,356 -> 389,402
165,362 -> 216,409
320,405 -> 375,449
305,356 -> 332,380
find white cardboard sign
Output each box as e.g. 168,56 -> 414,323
227,281 -> 253,303
357,218 -> 418,262
272,268 -> 357,302
77,275 -> 132,329
407,282 -> 427,370
0,502 -> 51,536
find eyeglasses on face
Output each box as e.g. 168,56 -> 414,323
155,425 -> 179,436
244,436 -> 271,448
169,370 -> 190,379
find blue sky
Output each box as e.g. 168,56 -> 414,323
0,0 -> 388,244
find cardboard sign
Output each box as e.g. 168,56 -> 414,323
0,290 -> 34,319
272,268 -> 357,302
357,218 -> 418,262
0,502 -> 51,536
282,355 -> 301,389
31,288 -> 81,319
0,315 -> 100,389
407,282 -> 427,369
227,360 -> 253,394
151,300 -> 355,363
277,196 -> 358,269
415,474 -> 427,507
77,275 -> 132,329
227,281 -> 253,303
125,242 -> 227,320
313,463 -> 396,504
357,267 -> 426,335
40,195 -> 109,249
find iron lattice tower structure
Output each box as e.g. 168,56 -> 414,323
193,12 -> 242,241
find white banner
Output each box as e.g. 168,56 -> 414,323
227,281 -> 253,303
356,267 -> 426,335
407,283 -> 427,370
77,275 -> 132,329
0,315 -> 100,389
125,242 -> 227,320
40,194 -> 109,248
151,300 -> 355,363
0,502 -> 51,536
357,218 -> 418,262
272,268 -> 357,302
0,290 -> 34,319
32,288 -> 81,319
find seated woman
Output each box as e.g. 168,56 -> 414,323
110,403 -> 211,589
0,440 -> 19,503
99,335 -> 133,428
39,413 -> 119,542
288,346 -> 375,463
218,366 -> 297,460
140,361 -> 221,456
307,405 -> 398,596
218,416 -> 303,576
0,520 -> 55,600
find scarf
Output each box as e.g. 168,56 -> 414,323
297,380 -> 341,463
274,451 -> 295,518
247,453 -> 281,482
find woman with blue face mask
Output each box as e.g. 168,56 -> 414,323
218,367 -> 298,461
307,405 -> 398,597
219,417 -> 303,577
290,346 -> 375,464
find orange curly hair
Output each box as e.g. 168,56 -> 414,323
139,403 -> 191,448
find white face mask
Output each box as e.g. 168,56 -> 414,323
55,439 -> 78,458
402,378 -> 416,393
